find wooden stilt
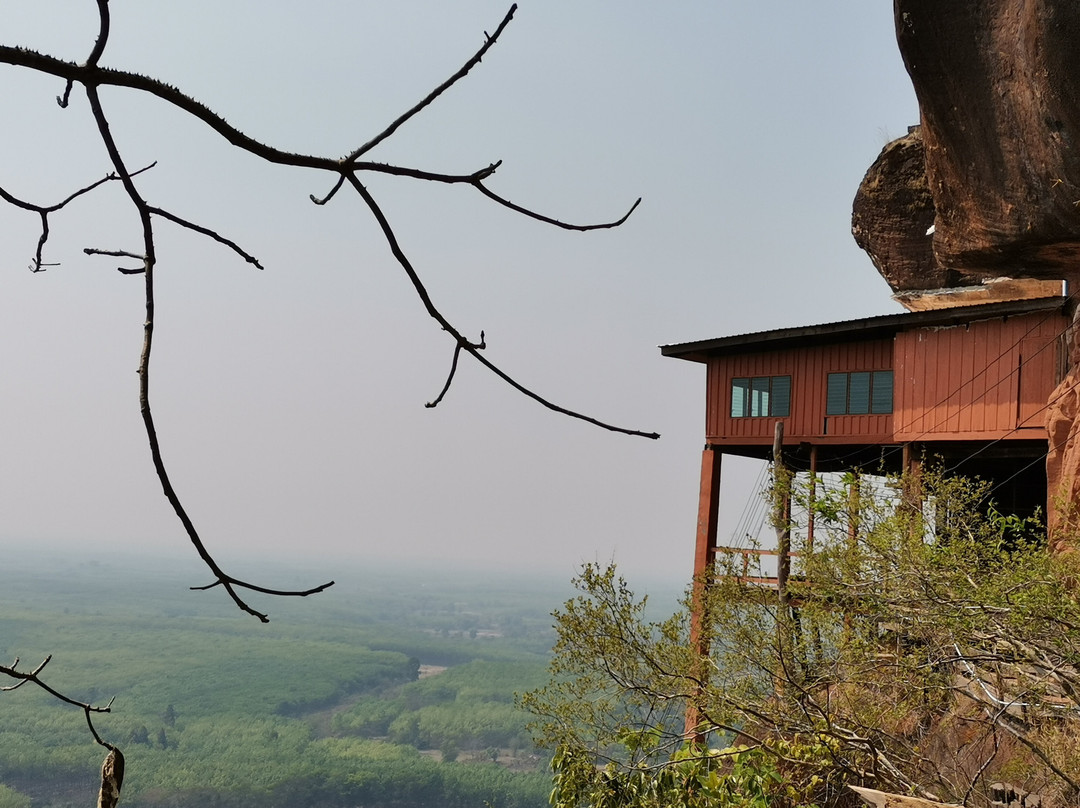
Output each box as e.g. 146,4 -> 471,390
686,445 -> 722,741
902,442 -> 924,535
807,445 -> 818,554
774,422 -> 791,606
773,423 -> 794,699
847,474 -> 860,548
805,444 -> 823,677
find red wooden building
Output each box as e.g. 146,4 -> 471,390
661,296 -> 1071,583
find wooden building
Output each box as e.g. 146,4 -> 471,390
661,296 -> 1071,584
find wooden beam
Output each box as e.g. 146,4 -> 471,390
849,786 -> 960,808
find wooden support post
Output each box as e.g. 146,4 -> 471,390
902,442 -> 924,532
773,422 -> 791,606
805,444 -> 823,677
773,422 -> 795,701
843,473 -> 861,635
693,446 -> 723,589
807,445 -> 818,555
847,474 -> 861,548
686,445 -> 722,741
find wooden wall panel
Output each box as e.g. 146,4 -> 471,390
706,338 -> 893,443
703,309 -> 1068,447
893,310 -> 1067,441
1019,316 -> 1066,427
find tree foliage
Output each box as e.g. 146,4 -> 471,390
525,471 -> 1080,808
0,562 -> 557,806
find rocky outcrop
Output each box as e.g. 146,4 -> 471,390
852,2 -> 1080,546
895,1 -> 1080,278
896,2 -> 1080,547
851,127 -> 965,293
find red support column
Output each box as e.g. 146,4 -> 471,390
806,445 -> 818,554
686,445 -> 722,741
773,422 -> 790,606
693,446 -> 723,584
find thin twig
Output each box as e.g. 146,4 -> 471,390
0,163 -> 155,271
348,173 -> 659,438
84,248 -> 144,260
310,173 -> 347,205
473,186 -> 642,231
345,4 -> 518,161
0,657 -> 113,715
351,160 -> 642,230
148,207 -> 264,269
427,334 -> 484,408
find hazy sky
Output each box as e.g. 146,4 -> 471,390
0,2 -> 918,603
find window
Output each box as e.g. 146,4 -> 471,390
826,370 -> 893,415
731,375 -> 791,418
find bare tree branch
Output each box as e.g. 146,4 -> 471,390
473,186 -> 643,231
348,173 -> 660,438
0,162 -> 155,271
345,160 -> 641,230
0,1 -> 653,628
1,654 -> 124,805
344,4 -> 519,161
0,5 -> 646,430
0,656 -> 114,736
427,332 -> 485,408
83,46 -> 332,621
147,206 -> 264,269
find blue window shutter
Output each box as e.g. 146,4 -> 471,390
771,376 -> 791,417
871,370 -> 893,414
826,373 -> 848,415
848,371 -> 871,414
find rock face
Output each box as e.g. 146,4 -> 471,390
897,2 -> 1080,548
1046,315 -> 1080,551
895,0 -> 1080,277
851,127 -> 967,292
853,2 -> 1080,546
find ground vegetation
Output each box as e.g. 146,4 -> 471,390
525,471 -> 1080,808
0,556 -> 572,807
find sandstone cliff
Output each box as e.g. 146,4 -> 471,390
896,1 -> 1080,278
853,1 -> 1080,544
1046,323 -> 1080,551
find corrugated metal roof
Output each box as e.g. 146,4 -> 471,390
659,296 -> 1068,363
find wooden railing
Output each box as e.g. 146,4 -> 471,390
713,546 -> 800,589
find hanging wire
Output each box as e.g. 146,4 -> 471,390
814,298 -> 1073,471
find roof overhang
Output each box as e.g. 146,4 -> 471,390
659,296 -> 1069,363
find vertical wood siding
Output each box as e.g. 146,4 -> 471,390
893,311 -> 1065,440
706,338 -> 893,442
705,310 -> 1068,445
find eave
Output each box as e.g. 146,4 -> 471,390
659,296 -> 1067,364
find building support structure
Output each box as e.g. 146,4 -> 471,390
686,444 -> 721,740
